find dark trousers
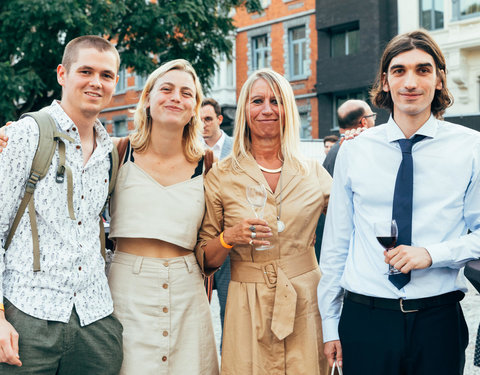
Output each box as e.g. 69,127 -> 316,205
338,297 -> 468,375
214,254 -> 231,349
0,299 -> 123,375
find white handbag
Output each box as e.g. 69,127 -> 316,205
331,360 -> 343,375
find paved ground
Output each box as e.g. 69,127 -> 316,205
209,290 -> 222,363
210,284 -> 480,374
462,283 -> 480,375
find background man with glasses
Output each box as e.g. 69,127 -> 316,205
200,97 -> 233,349
322,99 -> 376,176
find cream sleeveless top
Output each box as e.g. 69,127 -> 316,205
109,144 -> 205,251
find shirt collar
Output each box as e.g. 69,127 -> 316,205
48,100 -> 76,132
204,130 -> 226,152
386,114 -> 438,143
214,130 -> 226,150
47,100 -> 112,154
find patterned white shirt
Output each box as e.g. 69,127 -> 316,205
0,101 -> 114,326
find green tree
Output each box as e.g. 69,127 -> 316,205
0,0 -> 261,124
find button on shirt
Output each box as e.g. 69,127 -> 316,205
0,101 -> 114,326
317,115 -> 480,342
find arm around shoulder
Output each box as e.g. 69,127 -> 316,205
195,164 -> 225,276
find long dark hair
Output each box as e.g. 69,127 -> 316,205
370,29 -> 453,119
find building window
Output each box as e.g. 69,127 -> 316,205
252,35 -> 269,70
331,28 -> 359,57
116,68 -> 127,94
460,0 -> 480,16
289,26 -> 307,80
136,73 -> 148,90
420,0 -> 444,30
114,118 -> 128,137
226,60 -> 234,86
260,0 -> 270,7
299,112 -> 312,139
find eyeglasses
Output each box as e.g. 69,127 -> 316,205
202,116 -> 215,124
363,113 -> 377,120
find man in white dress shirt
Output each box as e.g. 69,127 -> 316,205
201,97 -> 233,160
200,97 -> 233,345
0,36 -> 123,374
317,29 -> 480,375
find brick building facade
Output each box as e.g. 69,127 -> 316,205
98,69 -> 145,136
235,0 -> 319,138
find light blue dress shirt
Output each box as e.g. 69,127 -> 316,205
317,115 -> 480,342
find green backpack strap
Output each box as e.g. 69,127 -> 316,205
99,137 -> 128,259
5,111 -> 74,272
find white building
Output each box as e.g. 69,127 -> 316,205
397,0 -> 480,120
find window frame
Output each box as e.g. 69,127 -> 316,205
113,116 -> 128,137
453,0 -> 480,20
251,34 -> 270,70
330,25 -> 359,58
419,0 -> 444,30
115,67 -> 128,94
288,25 -> 308,80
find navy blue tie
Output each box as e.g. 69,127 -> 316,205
390,135 -> 426,289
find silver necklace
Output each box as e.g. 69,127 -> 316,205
258,164 -> 282,174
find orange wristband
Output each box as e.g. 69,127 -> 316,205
0,303 -> 4,312
219,231 -> 233,249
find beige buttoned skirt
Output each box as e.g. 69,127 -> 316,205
108,251 -> 219,375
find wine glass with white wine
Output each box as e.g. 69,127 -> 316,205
246,183 -> 272,250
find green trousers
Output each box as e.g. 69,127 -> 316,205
0,299 -> 123,374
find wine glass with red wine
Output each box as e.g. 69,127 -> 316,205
374,220 -> 401,275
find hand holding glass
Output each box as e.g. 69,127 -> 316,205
374,220 -> 401,275
246,184 -> 272,250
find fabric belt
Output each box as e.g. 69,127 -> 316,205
230,251 -> 318,340
344,290 -> 464,313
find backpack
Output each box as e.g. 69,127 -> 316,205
4,111 -> 121,271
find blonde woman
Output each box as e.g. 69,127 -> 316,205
108,59 -> 218,375
196,69 -> 332,374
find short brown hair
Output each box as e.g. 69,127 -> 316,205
202,98 -> 222,117
324,135 -> 339,144
62,35 -> 120,73
370,29 -> 453,119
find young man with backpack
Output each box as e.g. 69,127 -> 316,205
0,35 -> 123,374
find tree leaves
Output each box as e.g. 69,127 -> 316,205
0,0 -> 261,124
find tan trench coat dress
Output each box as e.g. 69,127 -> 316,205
196,153 -> 332,375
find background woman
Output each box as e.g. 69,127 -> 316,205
196,68 -> 332,374
108,59 -> 218,375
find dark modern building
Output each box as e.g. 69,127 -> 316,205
315,0 -> 398,137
